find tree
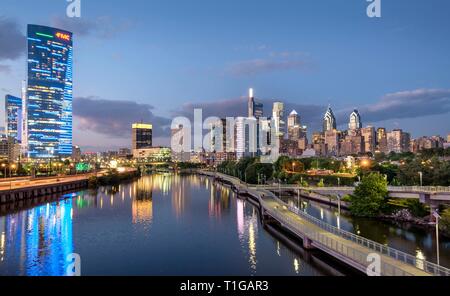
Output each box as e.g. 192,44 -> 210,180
349,173 -> 388,217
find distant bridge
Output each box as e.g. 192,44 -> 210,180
198,170 -> 450,276
252,185 -> 450,206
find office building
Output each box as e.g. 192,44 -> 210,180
132,123 -> 152,150
376,128 -> 388,153
71,145 -> 81,161
272,102 -> 285,137
5,95 -> 23,141
247,88 -> 263,119
27,25 -> 73,158
348,109 -> 362,130
323,105 -> 337,133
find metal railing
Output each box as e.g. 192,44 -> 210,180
263,191 -> 450,276
201,170 -> 450,276
388,186 -> 450,193
262,203 -> 417,276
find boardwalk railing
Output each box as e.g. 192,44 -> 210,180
199,170 -> 450,276
263,191 -> 450,276
261,199 -> 417,276
256,184 -> 450,194
387,186 -> 450,193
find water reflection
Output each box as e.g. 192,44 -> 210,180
280,193 -> 450,268
0,174 -> 349,275
0,200 -> 73,275
236,199 -> 258,274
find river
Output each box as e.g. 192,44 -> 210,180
0,173 -> 447,275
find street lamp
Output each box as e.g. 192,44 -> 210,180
418,171 -> 423,187
10,164 -> 16,178
433,210 -> 441,266
1,163 -> 6,178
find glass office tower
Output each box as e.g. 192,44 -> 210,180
132,123 -> 153,150
27,25 -> 73,158
5,95 -> 23,141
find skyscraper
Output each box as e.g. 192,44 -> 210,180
348,109 -> 362,130
247,88 -> 263,119
27,25 -> 73,158
287,110 -> 302,141
323,105 -> 337,133
5,95 -> 23,141
132,123 -> 153,150
272,102 -> 285,137
361,126 -> 376,153
377,127 -> 388,153
387,129 -> 410,153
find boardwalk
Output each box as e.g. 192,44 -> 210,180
199,170 -> 450,276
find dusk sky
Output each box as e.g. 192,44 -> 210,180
0,0 -> 449,151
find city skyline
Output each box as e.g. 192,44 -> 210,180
0,0 -> 450,151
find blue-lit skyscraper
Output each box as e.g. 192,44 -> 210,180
27,25 -> 73,158
5,94 -> 23,141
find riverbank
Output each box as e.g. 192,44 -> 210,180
0,168 -> 139,205
87,169 -> 140,188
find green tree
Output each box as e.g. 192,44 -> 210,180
349,173 -> 388,217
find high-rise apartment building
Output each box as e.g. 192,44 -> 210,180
27,25 -> 73,158
387,129 -> 410,153
376,127 -> 388,153
361,126 -> 376,154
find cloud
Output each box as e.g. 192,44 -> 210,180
228,58 -> 310,76
0,64 -> 11,73
73,97 -> 171,138
172,88 -> 450,134
51,16 -> 132,39
0,17 -> 26,61
335,89 -> 450,124
173,96 -> 325,132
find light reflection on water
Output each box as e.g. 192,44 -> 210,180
280,193 -> 450,268
0,174 -> 338,276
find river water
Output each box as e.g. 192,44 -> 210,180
278,192 -> 450,269
0,174 -> 448,275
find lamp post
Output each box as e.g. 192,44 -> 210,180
418,171 -> 423,187
1,163 -> 6,178
9,164 -> 16,178
278,178 -> 281,198
433,210 -> 441,266
337,195 -> 341,216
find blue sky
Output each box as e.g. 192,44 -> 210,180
0,0 -> 449,151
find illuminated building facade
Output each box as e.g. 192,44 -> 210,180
27,25 -> 73,158
132,123 -> 153,150
348,109 -> 362,130
5,95 -> 23,141
272,102 -> 285,137
323,105 -> 337,133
